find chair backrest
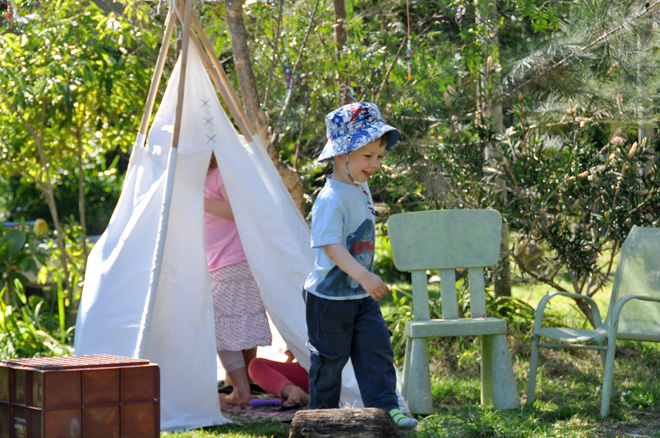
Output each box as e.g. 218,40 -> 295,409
387,209 -> 502,321
608,226 -> 660,341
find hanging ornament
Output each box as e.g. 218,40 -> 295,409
405,0 -> 413,82
5,0 -> 14,30
406,40 -> 413,82
455,4 -> 466,22
339,84 -> 357,102
285,64 -> 291,90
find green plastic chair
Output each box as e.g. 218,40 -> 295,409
387,209 -> 520,415
527,226 -> 660,417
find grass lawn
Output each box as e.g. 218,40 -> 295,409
161,279 -> 660,438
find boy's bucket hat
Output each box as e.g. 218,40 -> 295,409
318,102 -> 401,162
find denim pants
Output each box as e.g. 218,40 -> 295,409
305,291 -> 399,410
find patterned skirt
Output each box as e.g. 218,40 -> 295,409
210,260 -> 272,351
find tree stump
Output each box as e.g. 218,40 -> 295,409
289,408 -> 402,438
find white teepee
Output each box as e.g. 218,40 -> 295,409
74,2 -> 366,431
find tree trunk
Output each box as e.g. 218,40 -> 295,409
333,0 -> 351,105
224,0 -> 306,215
576,297 -> 596,328
289,408 -> 402,438
224,0 -> 268,143
75,126 -> 89,262
494,222 -> 511,297
637,20 -> 655,145
476,0 -> 510,297
20,111 -> 71,295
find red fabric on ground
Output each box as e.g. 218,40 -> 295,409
248,357 -> 309,397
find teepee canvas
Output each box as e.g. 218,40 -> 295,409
74,3 -> 366,431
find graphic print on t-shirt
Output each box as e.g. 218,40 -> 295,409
316,219 -> 375,297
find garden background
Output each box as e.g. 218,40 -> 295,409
1,0 -> 660,436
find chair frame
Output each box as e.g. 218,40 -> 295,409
388,209 -> 520,415
527,226 -> 660,417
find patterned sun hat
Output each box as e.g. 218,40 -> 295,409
318,102 -> 401,162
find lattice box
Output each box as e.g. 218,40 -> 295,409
0,354 -> 160,438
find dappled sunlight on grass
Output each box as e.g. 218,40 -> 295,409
408,303 -> 660,437
512,280 -> 610,321
162,420 -> 290,437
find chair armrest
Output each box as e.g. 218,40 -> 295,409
609,295 -> 660,334
533,290 -> 603,332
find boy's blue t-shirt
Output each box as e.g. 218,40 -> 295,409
304,177 -> 376,300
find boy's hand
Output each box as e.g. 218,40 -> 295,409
360,272 -> 389,301
324,243 -> 389,301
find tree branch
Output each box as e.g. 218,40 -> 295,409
263,0 -> 286,108
490,0 -> 660,110
270,0 -> 321,149
375,36 -> 407,105
510,253 -> 570,293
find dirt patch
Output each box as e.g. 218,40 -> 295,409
598,411 -> 660,438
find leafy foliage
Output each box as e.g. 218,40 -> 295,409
0,222 -> 47,301
0,0 -> 659,363
0,220 -> 92,358
0,0 -> 158,230
0,281 -> 73,359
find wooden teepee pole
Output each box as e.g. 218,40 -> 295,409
189,31 -> 255,143
190,12 -> 257,140
138,8 -> 176,138
170,0 -> 195,150
135,0 -> 195,359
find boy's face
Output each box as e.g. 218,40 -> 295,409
335,138 -> 387,184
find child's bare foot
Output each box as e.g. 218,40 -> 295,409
281,384 -> 309,406
219,393 -> 231,409
221,367 -> 252,407
219,391 -> 251,408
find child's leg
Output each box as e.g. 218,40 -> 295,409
249,359 -> 309,394
242,347 -> 257,371
350,297 -> 399,410
306,293 -> 356,409
351,298 -> 419,429
218,349 -> 251,406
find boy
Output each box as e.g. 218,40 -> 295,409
304,102 -> 418,429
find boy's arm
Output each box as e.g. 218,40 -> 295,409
324,243 -> 388,301
204,185 -> 234,221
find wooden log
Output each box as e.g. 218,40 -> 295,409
289,408 -> 402,438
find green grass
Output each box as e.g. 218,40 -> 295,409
415,338 -> 660,438
160,280 -> 660,437
515,278 -> 610,316
164,421 -> 290,438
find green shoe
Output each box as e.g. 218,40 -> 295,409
389,408 -> 419,430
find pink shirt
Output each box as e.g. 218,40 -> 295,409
204,166 -> 247,271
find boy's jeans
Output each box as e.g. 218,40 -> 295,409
305,291 -> 399,410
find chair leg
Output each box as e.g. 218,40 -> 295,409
600,341 -> 617,417
482,335 -> 494,404
401,335 -> 413,402
527,335 -> 540,406
596,337 -> 607,366
405,337 -> 433,415
482,334 -> 520,410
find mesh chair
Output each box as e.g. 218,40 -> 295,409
527,226 -> 660,416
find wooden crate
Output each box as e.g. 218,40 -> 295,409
0,354 -> 160,438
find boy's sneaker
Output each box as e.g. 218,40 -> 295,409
389,408 -> 419,430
